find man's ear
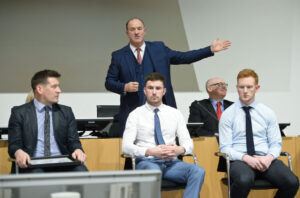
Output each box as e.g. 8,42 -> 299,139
163,88 -> 166,96
207,86 -> 213,93
255,85 -> 260,92
36,84 -> 43,95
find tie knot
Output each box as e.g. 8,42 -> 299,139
154,108 -> 159,114
217,102 -> 221,107
45,106 -> 49,113
136,48 -> 141,52
242,106 -> 252,113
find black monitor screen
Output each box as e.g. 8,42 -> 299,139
0,127 -> 8,139
76,118 -> 113,138
97,105 -> 119,118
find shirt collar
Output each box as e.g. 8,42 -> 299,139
210,98 -> 223,106
33,98 -> 52,112
130,42 -> 146,52
237,100 -> 257,109
145,102 -> 164,112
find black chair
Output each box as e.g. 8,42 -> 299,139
215,151 -> 293,198
121,153 -> 198,191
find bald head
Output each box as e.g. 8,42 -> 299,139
205,77 -> 228,101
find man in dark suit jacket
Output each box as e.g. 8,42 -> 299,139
188,77 -> 233,136
8,70 -> 87,173
105,17 -> 231,136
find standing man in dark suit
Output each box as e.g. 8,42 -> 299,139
188,78 -> 233,136
105,17 -> 231,136
8,69 -> 88,173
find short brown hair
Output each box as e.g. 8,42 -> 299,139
144,72 -> 165,87
126,17 -> 145,30
237,69 -> 259,85
31,69 -> 61,91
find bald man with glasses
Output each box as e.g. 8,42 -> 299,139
188,78 -> 233,136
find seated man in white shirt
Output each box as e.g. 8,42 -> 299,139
122,72 -> 205,198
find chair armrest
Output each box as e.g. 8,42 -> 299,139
121,153 -> 136,170
215,151 -> 231,190
280,152 -> 292,171
8,157 -> 19,174
181,153 -> 198,165
215,152 -> 228,157
121,152 -> 198,169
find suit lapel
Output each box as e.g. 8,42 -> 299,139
28,102 -> 38,141
52,104 -> 60,138
146,42 -> 159,72
205,99 -> 218,119
124,45 -> 137,81
224,100 -> 231,109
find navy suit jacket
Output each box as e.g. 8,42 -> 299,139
105,41 -> 214,136
8,101 -> 83,158
188,99 -> 233,136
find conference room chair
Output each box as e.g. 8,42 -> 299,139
215,151 -> 293,198
121,152 -> 198,191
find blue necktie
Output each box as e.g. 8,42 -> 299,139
242,106 -> 255,156
154,108 -> 165,145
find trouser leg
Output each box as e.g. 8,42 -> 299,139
261,159 -> 299,198
230,160 -> 255,198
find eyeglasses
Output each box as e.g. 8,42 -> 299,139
209,82 -> 228,87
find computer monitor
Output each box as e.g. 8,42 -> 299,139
0,170 -> 161,198
76,118 -> 112,138
279,123 -> 290,137
0,127 -> 8,140
97,105 -> 119,118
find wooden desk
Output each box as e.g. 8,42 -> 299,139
0,140 -> 10,174
1,137 -> 300,198
0,138 -> 121,174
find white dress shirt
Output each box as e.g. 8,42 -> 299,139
130,42 -> 146,60
122,103 -> 193,157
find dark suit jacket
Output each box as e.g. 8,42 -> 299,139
188,99 -> 233,136
8,101 -> 83,159
105,41 -> 214,136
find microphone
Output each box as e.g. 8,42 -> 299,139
196,101 -> 219,122
195,101 -> 219,137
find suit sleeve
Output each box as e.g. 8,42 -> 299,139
105,52 -> 126,94
188,101 -> 212,135
66,108 -> 84,153
166,45 -> 214,65
188,101 -> 203,122
8,107 -> 23,158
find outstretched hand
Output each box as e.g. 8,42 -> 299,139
210,37 -> 231,53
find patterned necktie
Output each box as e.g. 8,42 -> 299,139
216,102 -> 222,120
154,108 -> 165,145
242,106 -> 255,156
44,106 -> 51,156
136,48 -> 142,64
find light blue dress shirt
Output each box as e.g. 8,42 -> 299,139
210,99 -> 224,112
219,100 -> 282,161
33,99 -> 62,157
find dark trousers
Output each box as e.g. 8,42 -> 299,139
230,159 -> 299,198
13,164 -> 88,174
